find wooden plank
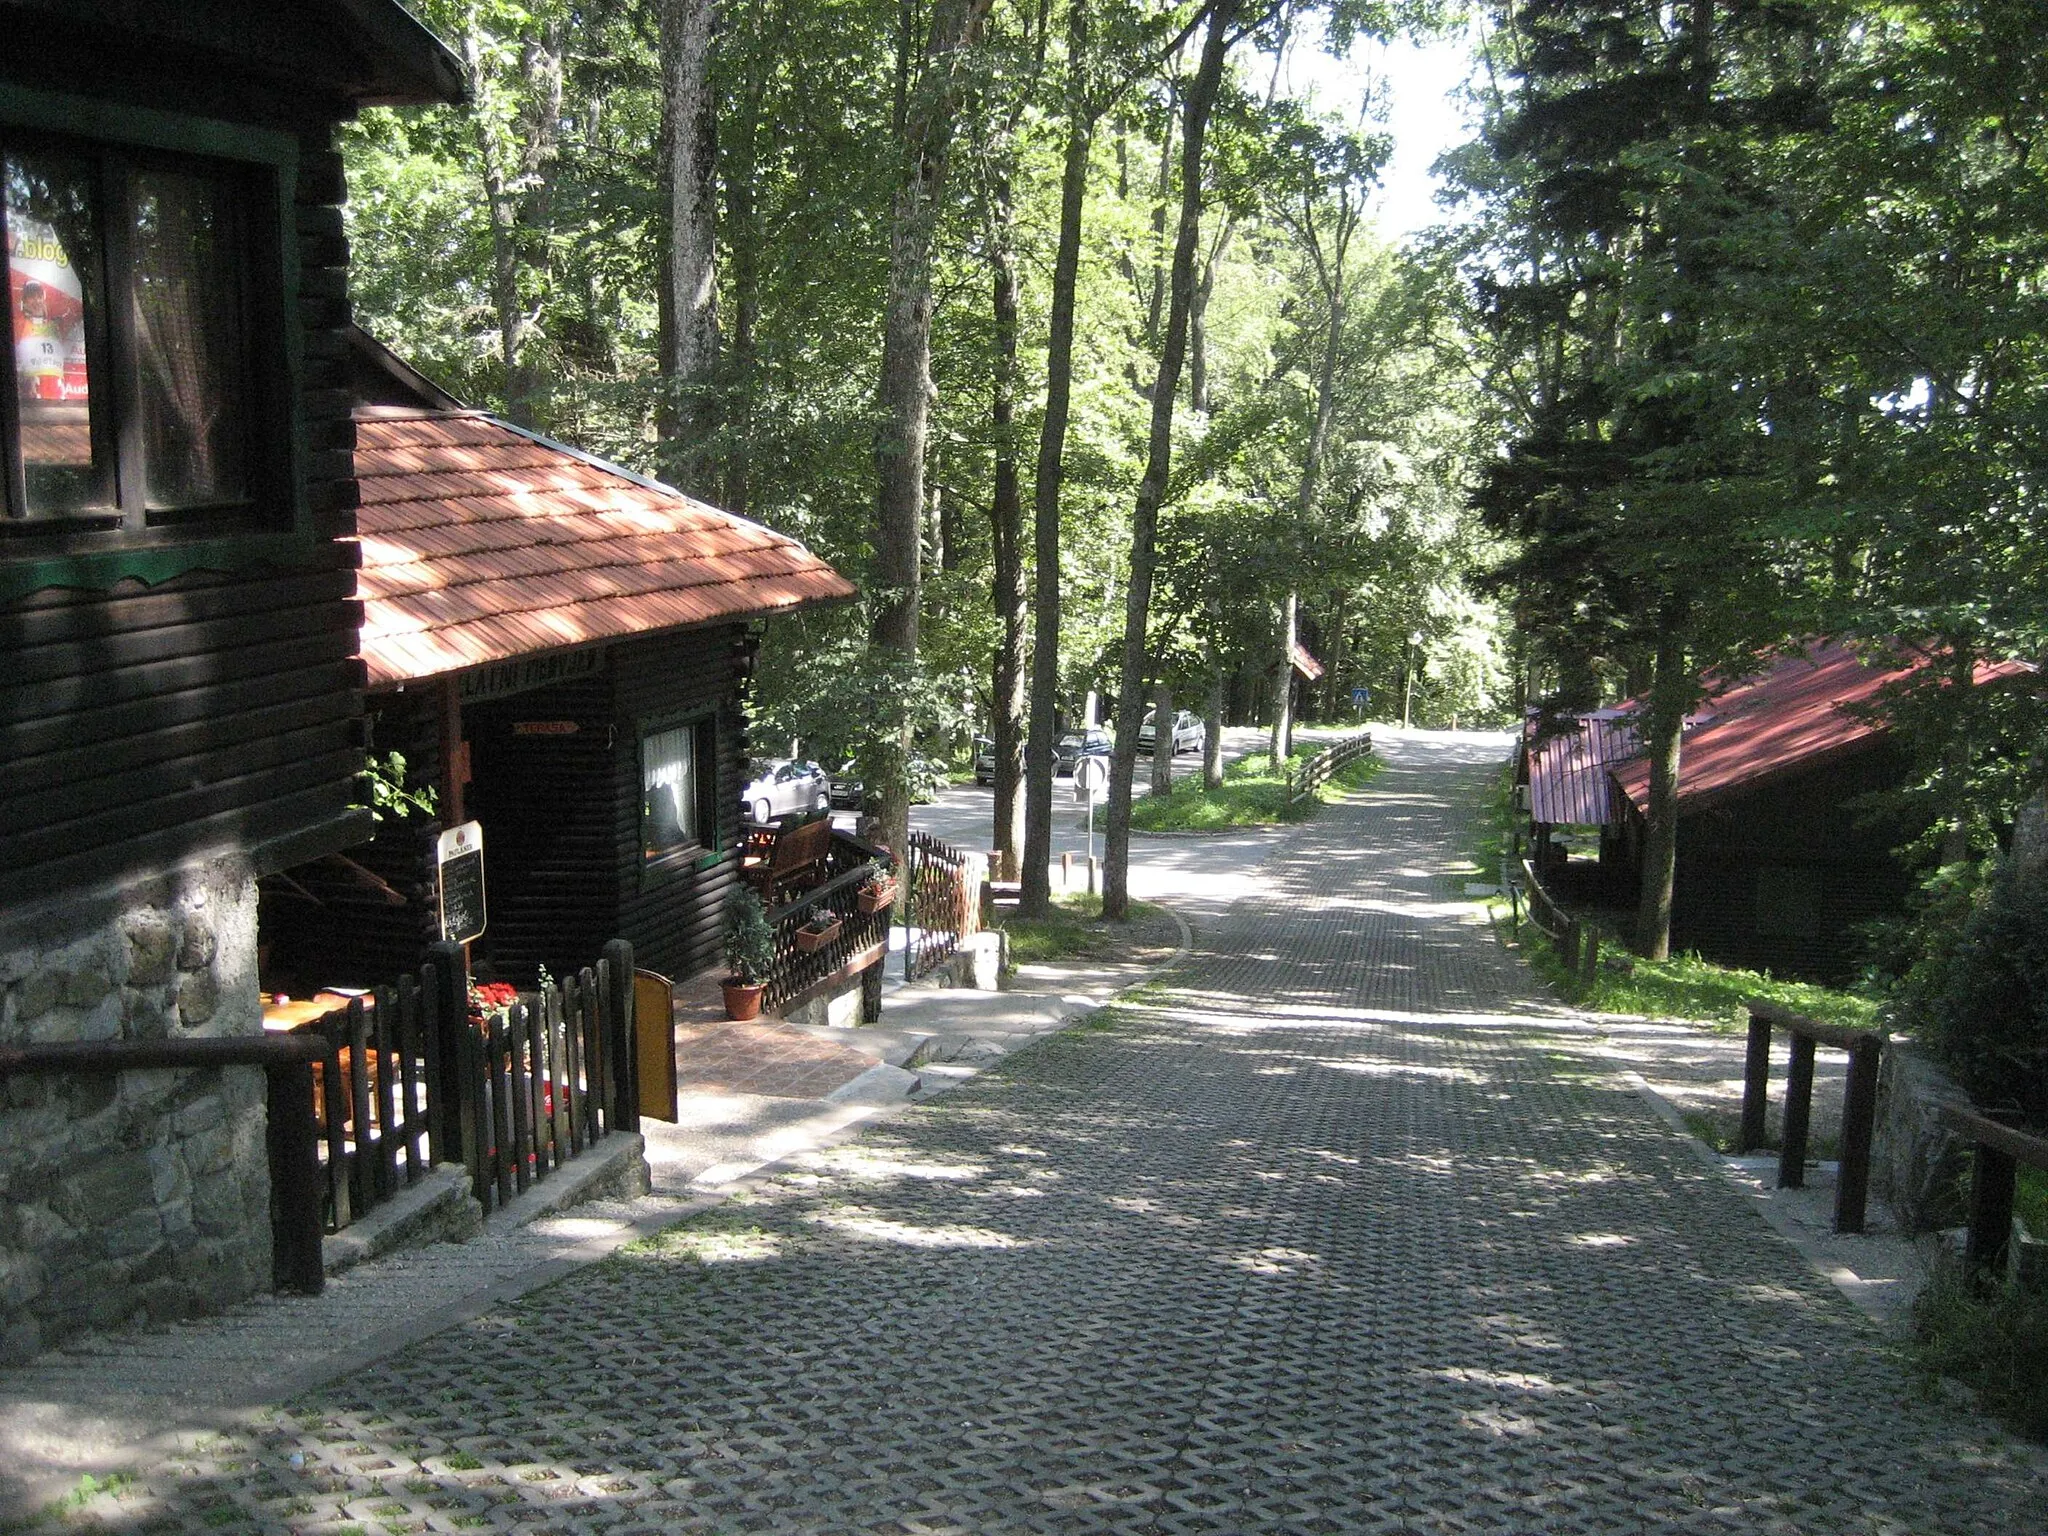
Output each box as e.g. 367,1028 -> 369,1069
1742,998 -> 1885,1052
0,566 -> 356,648
1834,1036 -> 1881,1235
489,1013 -> 515,1209
526,994 -> 551,1177
0,627 -> 358,725
264,1058 -> 325,1296
396,972 -> 424,1185
549,985 -> 572,1162
1967,1144 -> 2018,1271
3,719 -> 360,837
564,970 -> 589,1153
1738,1015 -> 1771,1154
1778,1033 -> 1816,1191
3,661 -> 356,764
1939,1105 -> 2048,1172
8,690 -> 355,793
346,997 -> 374,1219
372,984 -> 400,1199
6,590 -> 361,686
507,1001 -> 532,1195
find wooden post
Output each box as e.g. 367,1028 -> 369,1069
1061,851 -> 1072,890
1738,1011 -> 1771,1154
1778,1032 -> 1816,1189
861,959 -> 884,1023
1834,1035 -> 1882,1234
1966,1143 -> 2018,1273
265,1059 -> 325,1295
602,939 -> 639,1134
426,941 -> 468,1162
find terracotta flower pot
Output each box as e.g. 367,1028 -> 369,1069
794,917 -> 842,953
858,882 -> 897,915
721,978 -> 766,1021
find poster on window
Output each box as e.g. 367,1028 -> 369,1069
8,214 -> 88,405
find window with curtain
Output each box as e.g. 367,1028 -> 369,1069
2,134 -> 258,528
643,723 -> 701,861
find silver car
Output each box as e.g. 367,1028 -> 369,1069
1138,708 -> 1204,755
742,758 -> 830,824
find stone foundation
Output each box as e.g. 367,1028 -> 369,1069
1871,1039 -> 1973,1234
0,861 -> 270,1365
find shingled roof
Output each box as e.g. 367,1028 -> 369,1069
350,407 -> 856,689
1611,642 -> 2030,813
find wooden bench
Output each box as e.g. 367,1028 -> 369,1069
742,816 -> 832,904
1739,998 -> 1886,1233
1939,1105 -> 2048,1273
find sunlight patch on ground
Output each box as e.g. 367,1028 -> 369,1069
1319,1058 -> 1489,1084
1564,1232 -> 1637,1248
1426,1366 -> 1570,1395
811,1208 -> 1029,1249
1226,1246 -> 1322,1275
815,1149 -> 990,1183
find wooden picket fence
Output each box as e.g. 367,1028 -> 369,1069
1285,730 -> 1375,804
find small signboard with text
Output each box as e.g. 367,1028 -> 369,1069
437,820 -> 487,944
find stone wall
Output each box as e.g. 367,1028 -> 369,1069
0,861 -> 270,1365
1872,1039 -> 1974,1234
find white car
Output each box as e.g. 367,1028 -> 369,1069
742,758 -> 830,824
1137,708 -> 1204,755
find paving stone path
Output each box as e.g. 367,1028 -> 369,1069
54,735 -> 2046,1533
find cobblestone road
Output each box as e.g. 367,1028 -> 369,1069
73,735 -> 2045,1533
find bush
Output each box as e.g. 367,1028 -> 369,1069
1910,1249 -> 2048,1442
1890,860 -> 2048,1120
723,887 -> 776,984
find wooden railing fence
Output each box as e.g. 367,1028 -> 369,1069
1284,730 -> 1375,804
765,858 -> 892,1013
905,829 -> 974,982
444,939 -> 637,1217
1519,858 -> 1602,986
297,972 -> 442,1233
1939,1105 -> 2048,1275
1738,999 -> 1886,1234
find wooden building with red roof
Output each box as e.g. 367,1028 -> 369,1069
257,333 -> 855,993
1604,642 -> 2030,981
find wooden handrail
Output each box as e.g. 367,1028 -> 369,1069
0,1033 -> 329,1295
1938,1104 -> 2048,1273
1738,998 -> 1887,1234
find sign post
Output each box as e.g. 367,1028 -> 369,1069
1351,685 -> 1370,719
1073,755 -> 1108,894
436,821 -> 488,944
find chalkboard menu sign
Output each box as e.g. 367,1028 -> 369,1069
437,821 -> 487,943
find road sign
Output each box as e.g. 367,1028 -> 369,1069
1073,754 -> 1108,802
436,820 -> 487,943
1351,686 -> 1370,708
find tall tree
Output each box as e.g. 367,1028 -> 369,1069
1103,0 -> 1240,920
657,0 -> 721,492
870,0 -> 997,858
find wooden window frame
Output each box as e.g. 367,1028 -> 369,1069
0,82 -> 305,601
639,713 -> 717,878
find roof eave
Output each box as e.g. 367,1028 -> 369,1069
329,0 -> 468,106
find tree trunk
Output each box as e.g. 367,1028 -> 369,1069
1269,590 -> 1295,767
1103,0 -> 1239,920
1020,0 -> 1092,919
870,0 -> 993,858
1150,682 -> 1174,796
657,0 -> 720,493
1634,632 -> 1689,960
988,176 -> 1027,880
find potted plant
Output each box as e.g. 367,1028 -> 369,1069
858,865 -> 898,915
722,886 -> 776,1020
794,912 -> 843,952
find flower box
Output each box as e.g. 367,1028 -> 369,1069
794,916 -> 843,952
857,881 -> 897,915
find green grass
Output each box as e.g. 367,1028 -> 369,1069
998,891 -> 1162,964
1517,930 -> 1880,1032
1127,739 -> 1380,832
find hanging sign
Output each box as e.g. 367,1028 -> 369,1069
436,820 -> 487,943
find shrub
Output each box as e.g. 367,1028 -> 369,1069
1910,1249 -> 2048,1442
1890,860 -> 2048,1120
723,887 -> 776,984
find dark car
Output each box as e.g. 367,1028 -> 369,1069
829,755 -> 948,808
1051,728 -> 1112,776
972,735 -> 997,786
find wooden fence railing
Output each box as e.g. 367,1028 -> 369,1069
447,940 -> 637,1217
765,858 -> 892,1013
297,972 -> 443,1233
1738,999 -> 1886,1234
905,829 -> 975,982
1284,730 -> 1375,804
1939,1105 -> 2048,1274
1519,858 -> 1602,986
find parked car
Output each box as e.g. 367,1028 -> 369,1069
742,758 -> 830,824
827,754 -> 948,810
973,735 -> 998,786
1138,708 -> 1204,755
1051,728 -> 1113,776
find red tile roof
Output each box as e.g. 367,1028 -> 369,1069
350,409 -> 856,688
1611,642 -> 2030,813
1527,711 -> 1638,826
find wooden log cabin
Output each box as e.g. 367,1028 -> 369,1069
1608,643 -> 2031,983
254,330 -> 856,996
0,2 -> 464,1361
